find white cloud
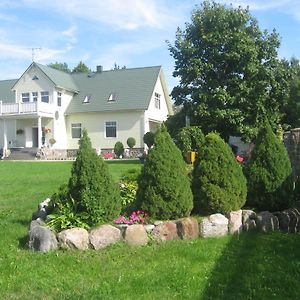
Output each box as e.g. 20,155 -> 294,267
219,0 -> 292,10
62,25 -> 77,44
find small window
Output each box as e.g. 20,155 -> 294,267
32,75 -> 39,80
32,92 -> 38,102
21,92 -> 30,102
108,93 -> 117,102
71,123 -> 82,138
105,121 -> 117,138
57,92 -> 62,107
83,95 -> 91,103
155,93 -> 161,109
41,91 -> 49,103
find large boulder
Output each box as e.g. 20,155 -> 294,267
58,228 -> 89,250
89,225 -> 122,249
273,211 -> 290,232
29,220 -> 58,252
38,198 -> 51,212
227,210 -> 242,235
200,213 -> 228,238
32,208 -> 47,221
176,217 -> 199,240
242,210 -> 257,232
152,221 -> 179,242
125,224 -> 148,246
255,211 -> 279,232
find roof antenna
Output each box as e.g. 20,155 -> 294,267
31,47 -> 41,62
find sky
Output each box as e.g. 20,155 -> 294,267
0,0 -> 300,93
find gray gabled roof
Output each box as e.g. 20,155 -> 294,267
0,79 -> 17,103
66,66 -> 162,114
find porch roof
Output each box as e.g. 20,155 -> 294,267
0,79 -> 17,103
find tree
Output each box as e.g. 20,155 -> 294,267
68,129 -> 121,224
126,137 -> 136,149
143,132 -> 155,148
245,121 -> 292,211
168,1 -> 290,142
136,127 -> 193,220
48,62 -> 71,73
72,61 -> 91,73
192,132 -> 247,214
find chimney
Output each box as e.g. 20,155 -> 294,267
96,65 -> 103,73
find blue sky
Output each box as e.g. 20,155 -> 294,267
0,0 -> 300,92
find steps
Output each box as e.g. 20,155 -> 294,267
5,148 -> 38,160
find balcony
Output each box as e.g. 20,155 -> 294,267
0,101 -> 54,118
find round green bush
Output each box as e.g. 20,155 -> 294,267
192,132 -> 247,214
126,137 -> 136,149
136,127 -> 193,220
143,131 -> 155,148
245,121 -> 292,211
114,141 -> 124,157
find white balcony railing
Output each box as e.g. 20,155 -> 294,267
0,101 -> 54,117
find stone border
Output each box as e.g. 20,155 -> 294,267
28,198 -> 300,252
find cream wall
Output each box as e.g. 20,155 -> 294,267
0,119 -> 16,148
66,111 -> 145,150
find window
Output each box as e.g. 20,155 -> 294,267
57,92 -> 62,107
108,93 -> 117,102
71,123 -> 82,138
41,91 -> 49,103
105,121 -> 117,138
32,75 -> 39,80
83,95 -> 91,103
155,92 -> 161,109
32,92 -> 38,102
21,92 -> 30,102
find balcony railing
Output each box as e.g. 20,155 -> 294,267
0,101 -> 54,117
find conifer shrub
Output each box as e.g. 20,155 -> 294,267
126,137 -> 136,149
192,132 -> 247,214
143,131 -> 155,148
114,141 -> 124,158
245,121 -> 292,211
68,129 -> 121,225
136,126 -> 193,219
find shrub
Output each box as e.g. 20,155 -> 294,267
136,126 -> 193,219
68,129 -> 121,225
126,137 -> 136,149
192,132 -> 247,214
114,141 -> 124,158
143,132 -> 155,148
245,121 -> 292,211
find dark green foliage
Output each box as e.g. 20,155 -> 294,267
136,127 -> 193,219
48,62 -> 71,73
176,126 -> 204,157
114,141 -> 124,157
68,129 -> 121,224
72,61 -> 91,73
143,131 -> 155,148
192,132 -> 247,214
245,121 -> 292,211
126,137 -> 136,149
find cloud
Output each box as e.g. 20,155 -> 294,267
62,25 -> 77,44
219,0 -> 292,10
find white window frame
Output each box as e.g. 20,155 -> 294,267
32,92 -> 38,102
57,92 -> 62,107
155,92 -> 161,109
105,121 -> 117,138
41,91 -> 49,103
21,92 -> 30,103
71,123 -> 82,139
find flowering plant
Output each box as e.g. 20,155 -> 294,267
102,152 -> 113,159
114,210 -> 148,225
44,128 -> 51,134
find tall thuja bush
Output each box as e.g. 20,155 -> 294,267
192,132 -> 247,214
136,127 -> 193,219
245,121 -> 292,211
69,129 -> 121,225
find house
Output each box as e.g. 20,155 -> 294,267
0,62 -> 173,158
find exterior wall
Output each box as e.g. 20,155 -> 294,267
66,111 -> 144,151
144,74 -> 170,133
0,119 -> 16,148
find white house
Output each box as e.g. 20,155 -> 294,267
0,62 -> 173,158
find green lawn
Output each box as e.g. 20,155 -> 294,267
0,161 -> 300,299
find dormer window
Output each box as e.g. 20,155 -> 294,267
83,95 -> 91,103
32,75 -> 39,80
108,93 -> 117,102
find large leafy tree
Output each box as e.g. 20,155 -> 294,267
72,61 -> 91,73
168,1 -> 290,141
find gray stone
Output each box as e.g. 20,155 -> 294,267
291,208 -> 300,232
125,224 -> 148,246
152,221 -> 179,242
243,219 -> 256,232
242,210 -> 256,224
28,220 -> 58,252
176,217 -> 199,240
255,211 -> 279,232
32,208 -> 47,221
114,224 -> 129,238
89,225 -> 122,249
200,213 -> 228,238
38,198 -> 51,211
227,210 -> 242,235
273,211 -> 290,232
58,228 -> 89,250
144,224 -> 155,233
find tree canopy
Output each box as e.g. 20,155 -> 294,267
168,1 -> 290,141
48,62 -> 71,73
72,61 -> 91,73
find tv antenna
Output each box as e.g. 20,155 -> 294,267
31,47 -> 41,62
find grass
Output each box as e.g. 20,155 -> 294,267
0,161 -> 300,299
